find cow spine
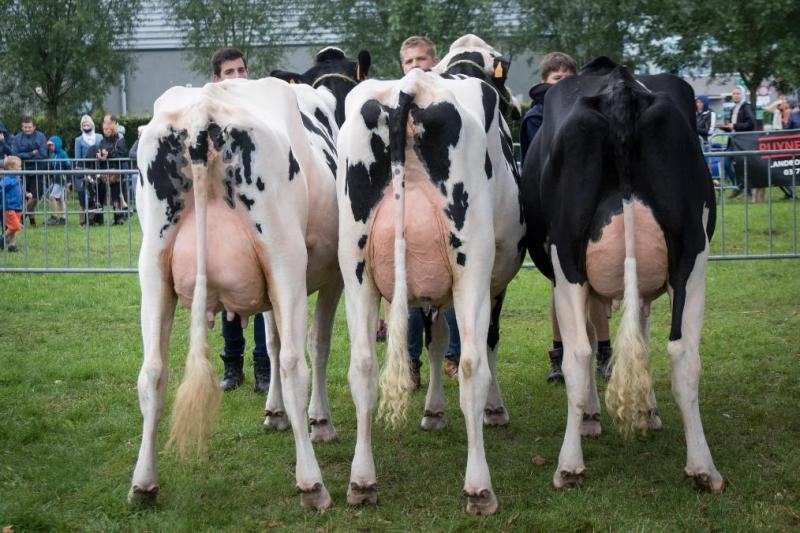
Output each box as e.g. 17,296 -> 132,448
378,89 -> 416,428
167,131 -> 222,456
604,69 -> 655,436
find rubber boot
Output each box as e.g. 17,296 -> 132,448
596,345 -> 613,380
547,348 -> 564,383
253,356 -> 271,394
219,353 -> 244,391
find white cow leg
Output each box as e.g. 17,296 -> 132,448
129,258 -> 176,504
308,277 -> 343,442
345,284 -> 380,505
552,251 -> 592,489
263,311 -> 289,431
667,256 -> 723,493
455,286 -> 497,515
422,312 -> 449,431
272,274 -> 330,511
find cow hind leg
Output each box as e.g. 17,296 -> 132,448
263,311 -> 290,431
422,312 -> 449,431
345,280 -> 380,505
552,250 -> 592,489
667,255 -> 723,493
484,291 -> 509,427
308,277 -> 343,443
641,312 -> 662,430
581,304 -> 601,437
129,259 -> 176,504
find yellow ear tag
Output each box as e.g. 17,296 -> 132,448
356,63 -> 362,81
494,62 -> 504,79
289,79 -> 297,84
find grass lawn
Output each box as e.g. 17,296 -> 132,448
0,254 -> 799,531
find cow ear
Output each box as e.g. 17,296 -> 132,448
316,46 -> 345,64
270,70 -> 302,84
357,50 -> 371,81
493,57 -> 509,80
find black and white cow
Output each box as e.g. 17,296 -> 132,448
128,49 -> 369,511
336,68 -> 525,514
520,57 -> 723,492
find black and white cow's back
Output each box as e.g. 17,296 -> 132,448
336,69 -> 525,514
520,58 -> 722,493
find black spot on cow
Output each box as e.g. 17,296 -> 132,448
480,82 -> 497,132
355,260 -> 366,284
146,127 -> 191,237
445,52 -> 487,78
223,180 -> 234,208
487,290 -> 506,351
189,129 -> 208,164
256,176 -> 265,191
314,107 -> 333,138
445,182 -> 469,231
238,193 -> 255,211
361,99 -> 386,130
288,149 -> 300,181
449,232 -> 462,248
223,150 -> 233,162
346,132 -> 390,223
358,234 -> 368,249
207,122 -> 224,150
228,128 -> 255,185
255,223 -> 262,234
139,173 -> 144,188
410,101 -> 462,186
439,182 -> 447,196
301,112 -> 336,154
485,151 -> 493,179
500,125 -> 519,182
234,166 -> 243,185
456,252 -> 466,266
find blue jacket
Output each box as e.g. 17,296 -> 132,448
48,135 -> 73,180
787,110 -> 800,130
519,83 -> 550,166
1,174 -> 23,210
12,129 -> 48,162
74,132 -> 100,161
0,122 -> 13,158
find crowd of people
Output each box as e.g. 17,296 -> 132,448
0,113 -> 138,238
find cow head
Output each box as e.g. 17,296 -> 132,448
271,47 -> 372,127
434,34 -> 522,122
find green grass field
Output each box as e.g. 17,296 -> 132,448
1,250 -> 799,531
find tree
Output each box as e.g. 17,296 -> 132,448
510,0 -> 648,70
164,0 -> 290,78
301,0 -> 510,78
0,0 -> 141,132
639,0 -> 800,107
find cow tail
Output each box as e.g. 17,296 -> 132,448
167,128 -> 222,457
378,89 -> 416,428
604,68 -> 655,437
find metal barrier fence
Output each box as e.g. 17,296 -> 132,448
0,147 -> 798,274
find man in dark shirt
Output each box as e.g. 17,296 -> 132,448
719,87 -> 756,198
11,117 -> 48,226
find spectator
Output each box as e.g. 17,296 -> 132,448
399,35 -> 462,386
95,114 -> 128,224
786,100 -> 800,130
764,94 -> 789,130
0,156 -> 24,252
520,52 -> 613,383
11,117 -> 48,227
719,87 -> 755,198
695,95 -> 715,146
128,125 -> 145,207
45,135 -> 72,225
0,122 -> 14,158
210,46 -> 271,394
73,115 -> 100,226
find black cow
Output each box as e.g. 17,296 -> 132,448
520,57 -> 723,492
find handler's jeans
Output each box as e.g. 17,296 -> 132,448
222,311 -> 268,361
408,307 -> 461,369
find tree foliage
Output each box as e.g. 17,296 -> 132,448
301,0 -> 510,78
164,0 -> 289,78
0,0 -> 141,132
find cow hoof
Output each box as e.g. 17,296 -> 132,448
648,413 -> 663,430
552,468 -> 585,489
263,410 -> 291,431
581,413 -> 602,437
483,406 -> 510,427
127,484 -> 159,506
421,410 -> 448,431
685,468 -> 725,493
347,481 -> 378,505
309,419 -> 338,443
464,488 -> 498,515
298,482 -> 332,512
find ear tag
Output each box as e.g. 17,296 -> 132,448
494,62 -> 504,79
356,63 -> 362,81
289,79 -> 297,84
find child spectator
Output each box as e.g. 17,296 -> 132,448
1,156 -> 24,252
46,135 -> 72,225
